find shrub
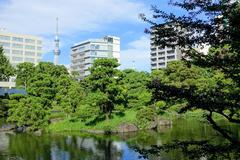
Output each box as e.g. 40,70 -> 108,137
136,107 -> 157,129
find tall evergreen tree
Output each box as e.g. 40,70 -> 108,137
84,58 -> 124,120
16,62 -> 35,90
0,46 -> 15,81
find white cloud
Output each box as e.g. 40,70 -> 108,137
120,35 -> 150,72
0,0 -> 147,35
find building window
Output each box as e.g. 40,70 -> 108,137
0,35 -> 10,41
91,44 -> 100,50
25,39 -> 35,43
25,58 -> 35,63
25,45 -> 35,50
167,55 -> 175,60
12,50 -> 23,55
151,63 -> 157,67
151,48 -> 156,51
151,58 -> 157,62
78,46 -> 85,51
90,51 -> 97,56
151,52 -> 157,56
37,47 -> 42,50
12,56 -> 23,61
3,49 -> 10,53
37,40 -> 42,45
25,51 -> 35,56
37,53 -> 41,57
108,45 -> 113,51
158,51 -> 165,55
0,42 -> 10,47
159,62 -> 165,66
167,50 -> 175,54
158,47 -> 164,50
107,37 -> 113,43
12,43 -> 23,49
12,37 -> 23,42
158,57 -> 165,60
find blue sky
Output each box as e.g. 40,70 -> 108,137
0,0 -> 180,72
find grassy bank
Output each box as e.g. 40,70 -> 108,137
47,108 -> 225,133
47,110 -> 137,132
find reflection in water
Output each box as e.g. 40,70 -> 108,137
7,134 -> 124,160
0,133 -> 9,153
133,140 -> 240,160
0,119 -> 239,160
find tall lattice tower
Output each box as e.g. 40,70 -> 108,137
54,17 -> 60,65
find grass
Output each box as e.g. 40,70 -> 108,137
47,109 -> 137,132
47,108 -> 226,133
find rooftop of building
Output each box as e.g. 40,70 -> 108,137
71,35 -> 120,49
0,28 -> 42,40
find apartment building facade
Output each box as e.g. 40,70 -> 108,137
0,30 -> 43,66
150,29 -> 209,70
70,36 -> 120,80
150,40 -> 182,70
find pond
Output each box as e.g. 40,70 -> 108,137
0,119 -> 239,160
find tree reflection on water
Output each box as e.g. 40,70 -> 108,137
132,120 -> 240,160
0,119 -> 239,160
133,140 -> 240,160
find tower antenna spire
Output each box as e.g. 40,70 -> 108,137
132,60 -> 136,70
56,17 -> 59,36
54,17 -> 60,65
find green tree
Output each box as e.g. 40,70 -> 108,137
83,58 -> 123,120
34,62 -> 68,77
8,96 -> 49,131
143,0 -> 240,143
0,46 -> 15,81
149,61 -> 239,143
120,69 -> 151,109
0,98 -> 9,117
16,62 -> 35,89
54,75 -> 85,117
76,91 -> 104,124
27,62 -> 69,106
8,62 -> 71,130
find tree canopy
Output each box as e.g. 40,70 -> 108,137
16,62 -> 35,89
142,0 -> 240,143
0,46 -> 15,81
83,58 -> 124,120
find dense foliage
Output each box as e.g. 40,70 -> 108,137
0,47 -> 15,117
7,59 -> 155,131
0,46 -> 15,81
8,62 -> 70,130
142,0 -> 240,143
120,69 -> 151,109
82,58 -> 124,120
15,62 -> 35,90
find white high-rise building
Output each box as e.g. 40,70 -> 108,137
70,36 -> 120,80
0,29 -> 43,67
150,39 -> 182,70
150,40 -> 209,70
150,24 -> 209,70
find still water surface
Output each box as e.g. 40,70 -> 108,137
0,119 -> 239,160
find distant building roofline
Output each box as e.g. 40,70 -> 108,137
71,35 -> 120,48
0,30 -> 42,40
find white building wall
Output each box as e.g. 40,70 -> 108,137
0,30 -> 43,67
70,36 -> 120,80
